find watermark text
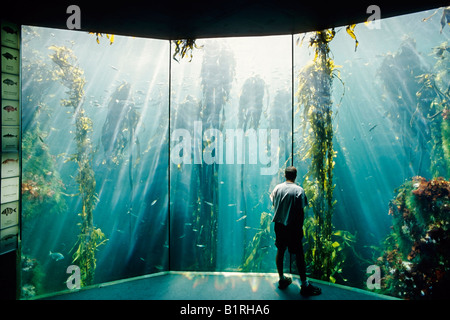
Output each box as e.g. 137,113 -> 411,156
171,121 -> 279,175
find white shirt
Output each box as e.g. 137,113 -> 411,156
270,181 -> 308,226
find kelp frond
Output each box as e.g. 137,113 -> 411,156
89,32 -> 115,45
346,24 -> 359,52
172,39 -> 203,62
49,45 -> 107,287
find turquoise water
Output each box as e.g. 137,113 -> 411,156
20,7 -> 449,299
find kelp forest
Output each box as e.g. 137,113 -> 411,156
18,7 -> 449,300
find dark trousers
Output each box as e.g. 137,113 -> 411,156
274,222 -> 307,282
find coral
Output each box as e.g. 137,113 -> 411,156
377,177 -> 450,299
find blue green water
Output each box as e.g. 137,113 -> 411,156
20,7 -> 449,299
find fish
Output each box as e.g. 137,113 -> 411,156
2,52 -> 17,60
49,251 -> 64,261
1,207 -> 16,216
2,79 -> 17,86
204,201 -> 214,206
369,124 -> 378,132
110,65 -> 119,71
236,215 -> 247,222
151,199 -> 158,206
2,158 -> 18,164
3,105 -> 17,112
245,226 -> 262,231
227,203 -> 237,207
196,244 -> 206,248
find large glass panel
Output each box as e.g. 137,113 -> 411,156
21,27 -> 169,298
19,6 -> 449,301
294,8 -> 449,298
170,36 -> 292,272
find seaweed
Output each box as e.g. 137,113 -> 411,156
238,75 -> 266,131
49,45 -> 107,286
240,212 -> 273,272
172,39 -> 203,62
20,255 -> 44,298
296,29 -> 340,282
21,112 -> 67,220
429,41 -> 450,178
345,24 -> 359,52
376,177 -> 450,299
377,37 -> 437,176
101,82 -> 141,166
172,42 -> 236,271
21,50 -> 68,220
422,6 -> 450,33
89,32 -> 115,45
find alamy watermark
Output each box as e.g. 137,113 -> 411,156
66,5 -> 81,30
366,5 -> 381,29
66,4 -> 381,31
366,265 -> 381,290
66,265 -> 81,290
171,121 -> 279,175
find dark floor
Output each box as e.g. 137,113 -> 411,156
39,271 -> 397,300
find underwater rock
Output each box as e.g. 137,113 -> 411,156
377,176 -> 450,299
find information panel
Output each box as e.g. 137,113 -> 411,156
0,20 -> 20,255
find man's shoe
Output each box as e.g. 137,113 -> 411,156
300,282 -> 322,296
278,276 -> 292,289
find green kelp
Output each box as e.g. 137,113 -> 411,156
49,45 -> 107,287
345,24 -> 359,52
21,44 -> 67,221
386,38 -> 450,178
378,38 -> 432,176
101,82 -> 141,166
423,6 -> 450,33
89,32 -> 115,45
240,212 -> 273,272
172,39 -> 202,62
427,41 -> 450,178
237,74 -> 267,252
238,75 -> 266,131
185,42 -> 235,270
296,30 -> 342,283
303,217 -> 355,283
20,255 -> 44,298
21,111 -> 67,220
376,177 -> 450,299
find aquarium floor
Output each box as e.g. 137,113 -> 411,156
39,271 -> 396,300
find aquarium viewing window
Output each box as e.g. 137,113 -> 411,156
18,6 -> 450,300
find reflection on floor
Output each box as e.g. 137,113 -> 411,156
41,271 -> 397,300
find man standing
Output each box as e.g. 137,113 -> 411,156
270,166 -> 321,296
